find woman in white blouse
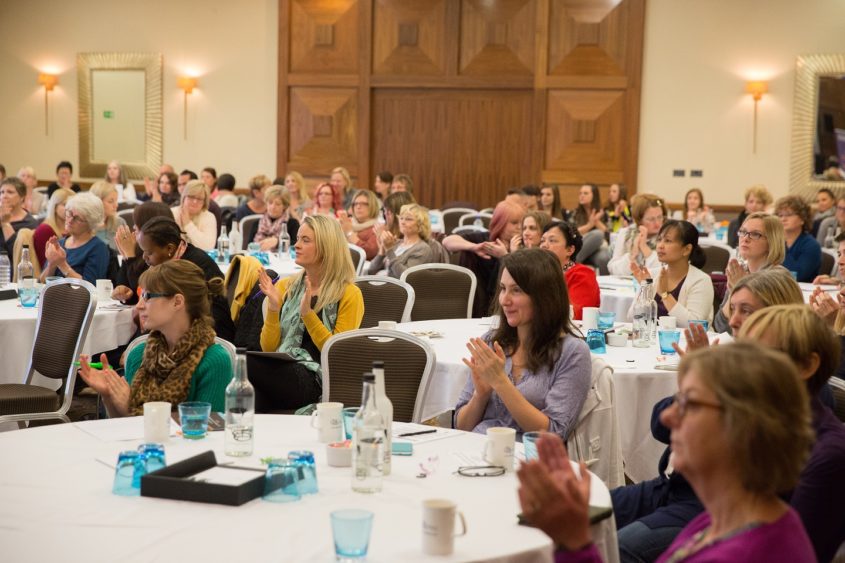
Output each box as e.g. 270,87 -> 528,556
608,193 -> 667,277
629,219 -> 714,325
172,180 -> 217,250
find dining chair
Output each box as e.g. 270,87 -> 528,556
441,208 -> 477,235
701,245 -> 730,274
0,279 -> 97,427
354,275 -> 415,327
12,229 -> 41,282
400,263 -> 476,321
321,329 -> 435,423
348,243 -> 366,276
819,249 -> 836,277
237,214 -> 264,251
117,208 -> 135,230
828,377 -> 845,424
458,212 -> 493,229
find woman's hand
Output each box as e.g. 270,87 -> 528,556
299,275 -> 314,317
636,225 -> 650,254
78,353 -> 129,401
44,236 -> 67,268
588,208 -> 604,227
483,239 -> 509,258
337,210 -> 353,234
0,204 -> 12,224
656,266 -> 670,296
725,258 -> 748,290
630,261 -> 650,284
810,287 -> 839,328
114,225 -> 136,259
259,237 -> 278,252
462,338 -> 507,393
672,322 -> 715,355
112,285 -> 134,302
258,268 -> 282,312
380,230 -> 397,252
517,433 -> 592,552
510,233 -> 523,252
813,274 -> 839,285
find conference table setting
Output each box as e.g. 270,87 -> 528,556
0,413 -> 618,562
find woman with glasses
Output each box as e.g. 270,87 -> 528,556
608,193 -> 667,276
712,212 -> 785,334
253,185 -> 300,252
455,249 -> 591,441
78,260 -> 232,417
0,177 -> 40,255
727,184 -> 772,248
775,195 -> 821,283
172,180 -> 216,251
630,220 -> 713,326
368,203 -> 438,278
32,187 -> 74,266
518,342 -> 816,563
89,181 -> 128,253
338,189 -> 379,260
309,182 -> 340,217
39,192 -> 109,285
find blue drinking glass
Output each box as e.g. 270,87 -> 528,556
342,407 -> 358,440
262,460 -> 301,503
597,311 -> 616,330
331,509 -> 374,561
17,286 -> 39,308
178,402 -> 211,440
138,443 -> 167,474
586,329 -> 606,354
288,450 -> 318,494
658,329 -> 681,355
687,319 -> 709,332
112,450 -> 142,496
522,431 -> 542,461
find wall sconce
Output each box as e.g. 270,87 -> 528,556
745,80 -> 768,154
37,73 -> 59,136
177,77 -> 198,140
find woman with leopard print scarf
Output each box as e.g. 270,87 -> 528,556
79,260 -> 232,416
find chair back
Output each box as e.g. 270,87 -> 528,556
701,245 -> 730,274
458,212 -> 493,229
125,334 -> 237,368
820,250 -> 836,277
828,377 -> 845,424
567,356 -> 624,488
452,225 -> 488,237
355,276 -> 415,327
238,214 -> 263,251
400,263 -> 476,320
321,329 -> 435,423
12,229 -> 41,282
441,208 -> 477,235
118,208 -> 135,230
349,243 -> 366,276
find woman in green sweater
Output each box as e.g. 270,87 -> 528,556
78,260 -> 232,415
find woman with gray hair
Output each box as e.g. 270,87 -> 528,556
39,192 -> 110,285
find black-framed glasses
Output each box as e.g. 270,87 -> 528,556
737,229 -> 765,241
454,465 -> 506,477
672,392 -> 723,419
776,211 -> 796,219
140,291 -> 172,302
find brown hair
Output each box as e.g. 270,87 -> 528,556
682,188 -> 705,215
139,260 -> 223,326
630,193 -> 668,225
774,195 -> 812,232
678,343 -> 813,495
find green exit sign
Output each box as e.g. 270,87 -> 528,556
103,110 -> 114,119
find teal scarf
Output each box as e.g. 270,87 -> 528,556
276,276 -> 339,379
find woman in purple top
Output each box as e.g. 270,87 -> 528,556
517,342 -> 816,562
455,248 -> 591,440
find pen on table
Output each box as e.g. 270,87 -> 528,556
73,361 -> 110,369
398,429 -> 437,438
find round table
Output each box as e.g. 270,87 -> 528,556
215,253 -> 304,278
0,415 -> 617,563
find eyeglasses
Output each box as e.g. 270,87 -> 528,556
776,211 -> 796,219
836,206 -> 845,213
672,392 -> 722,419
454,465 -> 506,477
65,212 -> 85,224
737,229 -> 765,241
641,215 -> 665,224
185,195 -> 204,203
140,291 -> 172,302
352,201 -> 369,207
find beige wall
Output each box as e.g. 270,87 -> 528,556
0,0 -> 278,186
638,0 -> 845,206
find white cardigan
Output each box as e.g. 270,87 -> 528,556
172,208 -> 218,251
626,264 -> 714,325
607,226 -> 660,276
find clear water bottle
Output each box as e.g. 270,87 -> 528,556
632,279 -> 655,348
372,361 -> 393,477
224,348 -> 255,457
352,372 -> 385,493
229,221 -> 242,254
824,224 -> 836,249
217,226 -> 230,263
0,251 -> 11,286
473,214 -> 483,228
17,247 -> 34,286
278,222 -> 291,259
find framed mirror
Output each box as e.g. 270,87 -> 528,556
77,52 -> 162,180
789,54 -> 845,197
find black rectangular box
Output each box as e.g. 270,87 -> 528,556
140,450 -> 265,506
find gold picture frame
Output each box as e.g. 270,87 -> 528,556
77,52 -> 162,180
789,53 -> 845,197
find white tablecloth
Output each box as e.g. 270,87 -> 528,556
0,296 -> 135,390
598,275 -> 637,319
395,318 -> 678,483
216,253 -> 304,278
0,415 -> 617,563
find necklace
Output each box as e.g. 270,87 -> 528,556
562,261 -> 575,273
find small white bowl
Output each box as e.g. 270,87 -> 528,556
326,441 -> 352,467
607,333 -> 628,347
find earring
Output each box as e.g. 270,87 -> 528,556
169,252 -> 173,257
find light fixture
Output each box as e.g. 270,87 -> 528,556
745,80 -> 768,154
177,77 -> 198,140
37,73 -> 58,136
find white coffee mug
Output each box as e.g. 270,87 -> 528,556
581,307 -> 599,331
378,320 -> 397,331
483,427 -> 516,471
310,402 -> 344,443
422,499 -> 467,556
143,401 -> 171,443
96,279 -> 114,301
658,316 -> 677,329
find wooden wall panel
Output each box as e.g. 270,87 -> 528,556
459,0 -> 536,76
372,0 -> 449,75
287,87 -> 359,175
290,0 -> 359,74
548,0 -> 631,77
371,89 -> 533,208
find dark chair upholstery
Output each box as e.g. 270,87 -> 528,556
349,244 -> 365,276
118,209 -> 135,230
0,279 -> 97,425
355,276 -> 415,328
321,329 -> 434,423
829,377 -> 845,424
239,214 -> 262,251
400,263 -> 476,320
458,212 -> 492,229
701,245 -> 730,274
441,208 -> 477,236
819,250 -> 836,277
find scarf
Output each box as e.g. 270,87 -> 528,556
623,226 -> 657,255
255,212 -> 290,242
351,217 -> 376,232
128,320 -> 216,416
276,277 -> 339,379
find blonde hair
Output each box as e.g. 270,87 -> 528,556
744,184 -> 773,207
742,212 -> 785,266
264,185 -> 289,207
738,304 -> 839,395
181,180 -> 209,213
731,269 -> 803,310
285,171 -> 306,201
89,180 -> 119,231
331,166 -> 353,195
45,187 -> 75,234
678,343 -> 812,495
104,160 -> 127,186
248,174 -> 271,196
352,189 -> 379,221
290,215 -> 355,311
399,203 -> 431,240
630,193 -> 667,225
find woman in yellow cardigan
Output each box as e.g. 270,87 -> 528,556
254,214 -> 364,411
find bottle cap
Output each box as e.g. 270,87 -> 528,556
372,361 -> 384,369
362,372 -> 375,383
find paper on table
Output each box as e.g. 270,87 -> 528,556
391,422 -> 463,444
74,417 -> 180,442
188,466 -> 263,486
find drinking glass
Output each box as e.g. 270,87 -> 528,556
178,402 -> 211,440
17,286 -> 39,308
138,443 -> 167,473
687,319 -> 709,332
597,311 -> 615,330
342,407 -> 358,440
262,460 -> 301,503
331,509 -> 374,561
112,450 -> 142,496
522,431 -> 542,461
658,329 -> 681,355
287,450 -> 318,494
586,329 -> 606,354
